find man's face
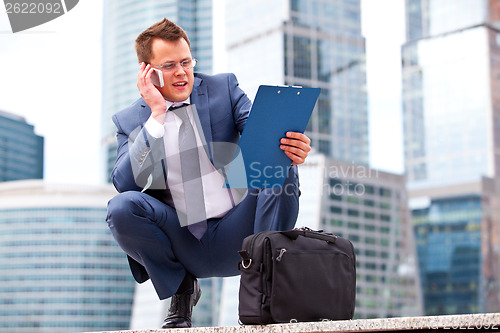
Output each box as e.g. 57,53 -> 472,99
149,38 -> 194,102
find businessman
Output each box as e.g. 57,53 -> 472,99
106,18 -> 311,328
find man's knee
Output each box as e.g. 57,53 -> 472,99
107,191 -> 151,232
260,181 -> 299,199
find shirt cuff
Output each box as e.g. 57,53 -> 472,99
144,116 -> 164,138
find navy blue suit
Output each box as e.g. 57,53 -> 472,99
106,73 -> 299,299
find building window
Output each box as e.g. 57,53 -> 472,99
364,224 -> 375,232
364,212 -> 375,219
364,185 -> 375,194
318,140 -> 330,155
347,209 -> 359,217
330,192 -> 342,201
348,221 -> 359,229
330,219 -> 343,227
347,197 -> 360,205
365,237 -> 376,244
364,199 -> 375,207
379,188 -> 392,197
330,206 -> 342,214
349,234 -> 360,242
365,249 -> 377,257
293,36 -> 312,79
380,214 -> 391,222
380,202 -> 391,210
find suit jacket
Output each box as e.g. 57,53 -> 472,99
111,72 -> 252,283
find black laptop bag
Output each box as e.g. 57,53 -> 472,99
238,227 -> 356,324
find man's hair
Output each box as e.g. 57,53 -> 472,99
135,18 -> 191,63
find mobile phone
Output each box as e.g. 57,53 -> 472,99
151,68 -> 164,87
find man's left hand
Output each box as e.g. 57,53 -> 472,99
280,132 -> 311,165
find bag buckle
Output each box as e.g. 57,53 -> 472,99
238,250 -> 252,269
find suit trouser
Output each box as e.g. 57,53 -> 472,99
106,166 -> 299,300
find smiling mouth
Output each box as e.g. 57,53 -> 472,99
173,82 -> 187,87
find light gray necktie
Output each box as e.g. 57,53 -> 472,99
170,104 -> 207,240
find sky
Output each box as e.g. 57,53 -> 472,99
0,0 -> 405,186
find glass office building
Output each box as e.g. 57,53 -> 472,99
410,177 -> 500,315
0,180 -> 135,332
402,0 -> 500,190
226,0 -> 369,165
413,195 -> 482,315
402,0 -> 500,315
0,110 -> 43,181
218,0 -> 387,322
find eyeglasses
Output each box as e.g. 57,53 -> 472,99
149,58 -> 197,72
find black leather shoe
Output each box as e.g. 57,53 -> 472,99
161,277 -> 201,328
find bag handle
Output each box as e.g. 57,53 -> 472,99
281,227 -> 337,244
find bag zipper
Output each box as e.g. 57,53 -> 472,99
249,232 -> 265,257
275,248 -> 352,261
276,248 -> 287,262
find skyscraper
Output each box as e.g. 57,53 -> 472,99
0,110 -> 43,181
217,0 -> 394,322
403,0 -> 500,190
410,178 -> 500,315
225,0 -> 369,165
0,180 -> 135,332
402,0 -> 500,315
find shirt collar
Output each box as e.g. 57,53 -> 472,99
165,97 -> 191,110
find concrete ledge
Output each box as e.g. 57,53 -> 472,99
88,313 -> 500,332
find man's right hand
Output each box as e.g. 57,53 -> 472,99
137,62 -> 167,124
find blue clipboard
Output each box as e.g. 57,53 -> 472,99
226,85 -> 321,188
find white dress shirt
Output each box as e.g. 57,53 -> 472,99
144,98 -> 246,220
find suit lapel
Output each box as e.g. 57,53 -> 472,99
191,76 -> 214,160
138,99 -> 151,126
